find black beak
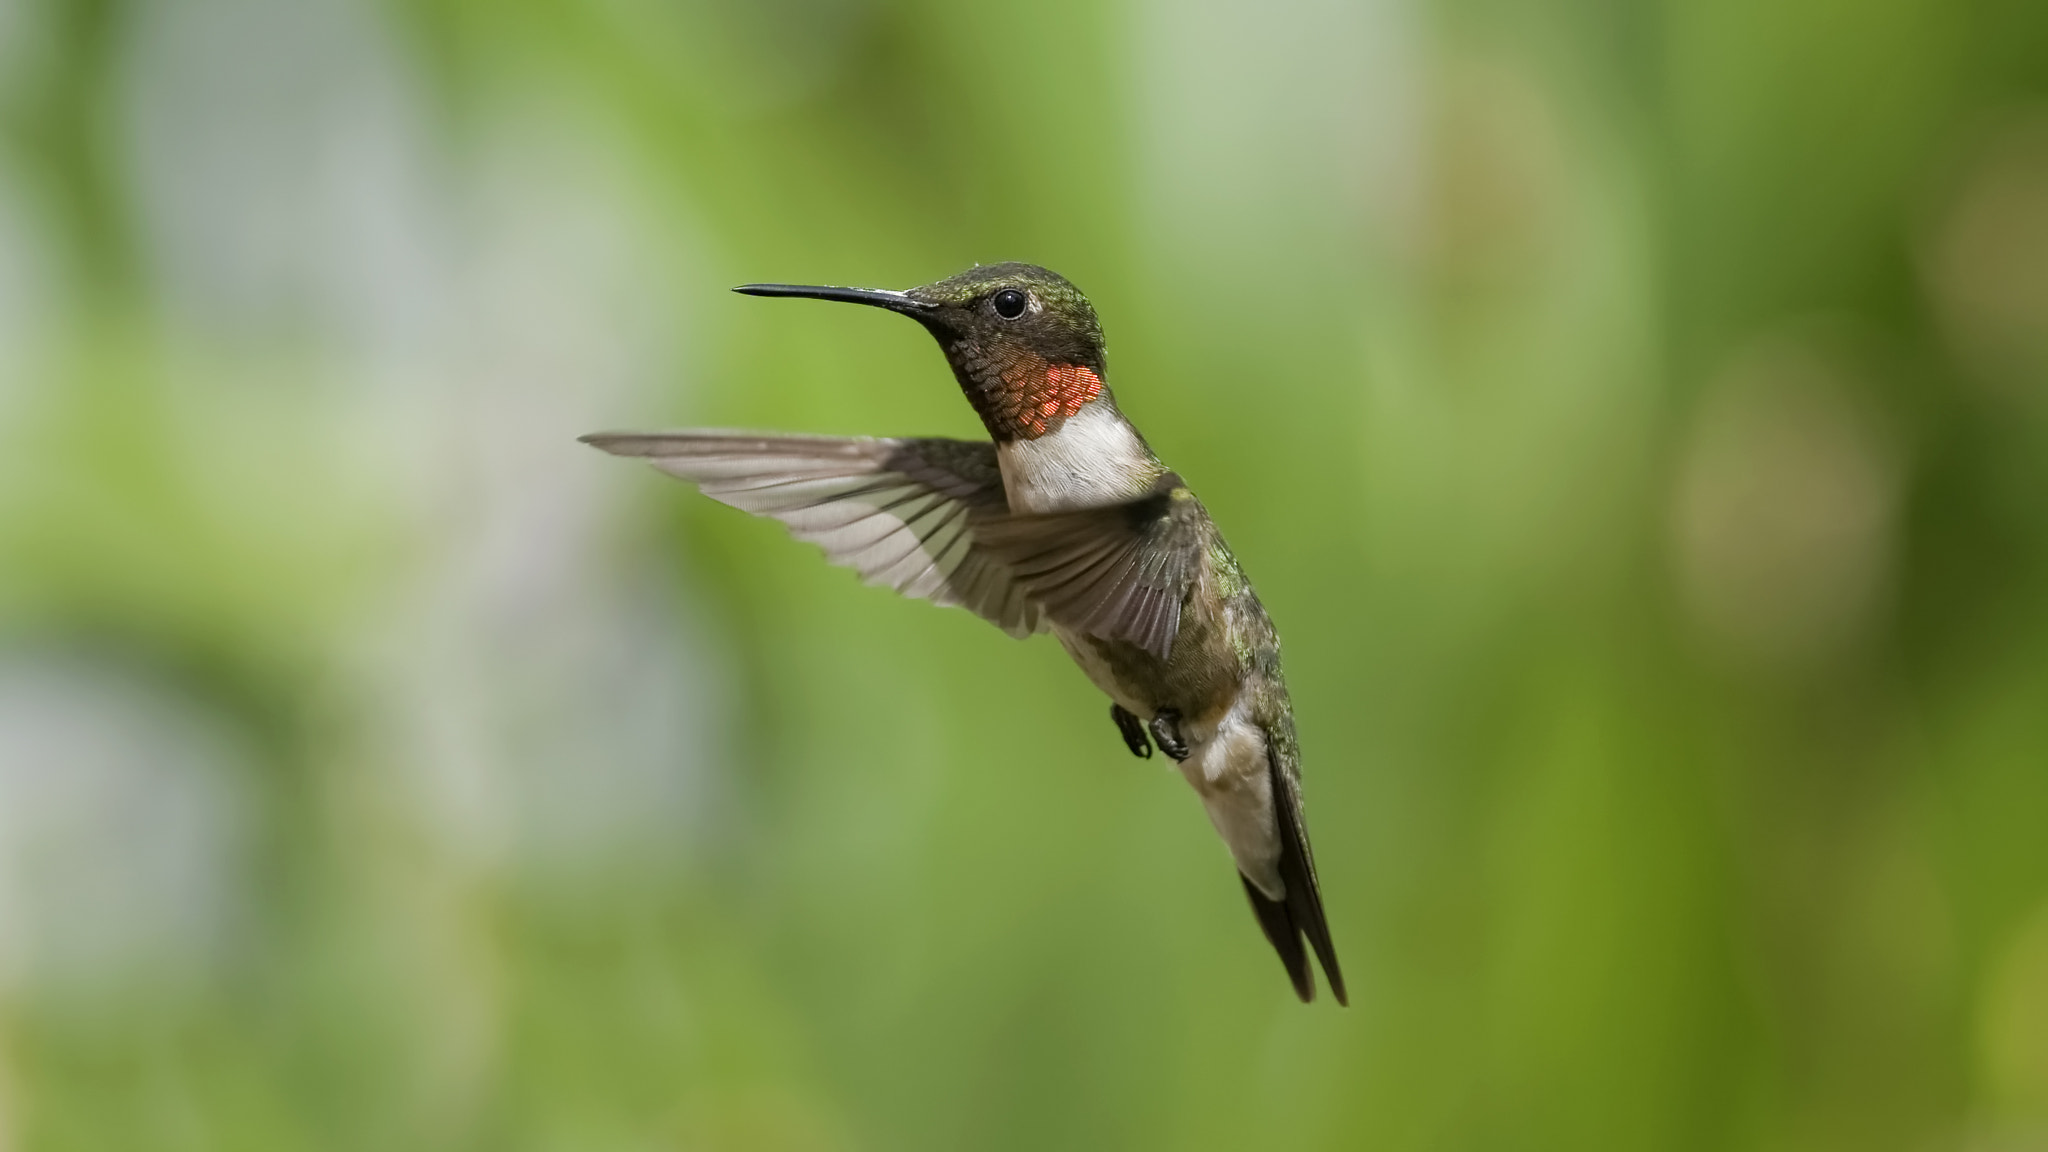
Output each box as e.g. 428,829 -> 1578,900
733,283 -> 934,315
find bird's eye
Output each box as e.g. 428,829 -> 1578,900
992,288 -> 1029,319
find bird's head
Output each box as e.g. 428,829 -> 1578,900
735,262 -> 1113,442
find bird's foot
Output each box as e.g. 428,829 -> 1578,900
1149,708 -> 1189,762
1111,704 -> 1153,759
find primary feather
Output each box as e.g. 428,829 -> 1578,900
581,432 -> 1045,638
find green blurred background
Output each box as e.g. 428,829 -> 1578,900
4,0 -> 2048,1147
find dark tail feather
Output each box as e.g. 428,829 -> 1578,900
1246,740 -> 1348,1005
1241,875 -> 1314,1001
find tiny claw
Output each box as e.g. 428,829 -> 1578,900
1111,704 -> 1153,759
1149,708 -> 1189,762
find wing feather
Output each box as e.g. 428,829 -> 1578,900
583,431 -> 1044,638
976,483 -> 1206,660
589,432 -> 1208,656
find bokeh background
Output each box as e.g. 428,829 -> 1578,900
4,0 -> 2048,1147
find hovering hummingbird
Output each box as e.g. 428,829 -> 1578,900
583,263 -> 1345,1003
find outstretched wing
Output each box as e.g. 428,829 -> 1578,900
582,431 -> 1044,638
974,480 -> 1207,661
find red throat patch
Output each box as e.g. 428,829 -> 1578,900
1002,361 -> 1104,437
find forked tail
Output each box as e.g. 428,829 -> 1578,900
1241,734 -> 1346,1005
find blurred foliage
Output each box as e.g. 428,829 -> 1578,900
3,0 -> 2048,1148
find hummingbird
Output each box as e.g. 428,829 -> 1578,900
583,263 -> 1345,1004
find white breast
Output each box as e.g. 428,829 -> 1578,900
997,404 -> 1158,514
